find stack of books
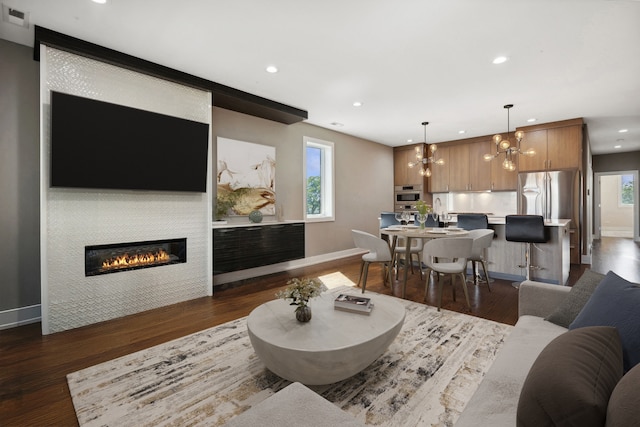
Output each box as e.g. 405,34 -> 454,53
334,294 -> 373,314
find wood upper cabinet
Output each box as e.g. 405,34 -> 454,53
394,145 -> 425,186
429,145 -> 450,192
518,123 -> 583,172
468,140 -> 492,191
490,154 -> 518,190
547,126 -> 582,170
448,144 -> 470,191
517,129 -> 548,172
442,141 -> 492,192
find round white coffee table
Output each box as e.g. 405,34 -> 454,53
247,292 -> 405,385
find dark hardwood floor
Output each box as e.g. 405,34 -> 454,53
590,236 -> 640,283
1,237 -> 637,426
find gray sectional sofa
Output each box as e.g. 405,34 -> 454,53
455,280 -> 570,426
457,271 -> 640,427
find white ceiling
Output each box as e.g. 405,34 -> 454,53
2,0 -> 639,155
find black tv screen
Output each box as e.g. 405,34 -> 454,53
50,91 -> 209,192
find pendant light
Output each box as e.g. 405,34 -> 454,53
408,121 -> 444,177
483,104 -> 535,171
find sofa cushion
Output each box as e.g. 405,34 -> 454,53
454,315 -> 566,427
224,382 -> 365,427
569,271 -> 640,372
516,326 -> 623,427
606,363 -> 640,427
545,269 -> 605,328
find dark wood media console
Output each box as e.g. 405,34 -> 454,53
213,222 -> 305,274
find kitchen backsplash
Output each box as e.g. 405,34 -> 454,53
432,191 -> 517,217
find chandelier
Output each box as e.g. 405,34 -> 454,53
408,121 -> 444,177
483,104 -> 535,171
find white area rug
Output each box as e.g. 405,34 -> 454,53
67,275 -> 512,426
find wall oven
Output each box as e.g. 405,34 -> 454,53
394,185 -> 422,212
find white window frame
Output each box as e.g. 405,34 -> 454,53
303,136 -> 335,222
619,174 -> 634,207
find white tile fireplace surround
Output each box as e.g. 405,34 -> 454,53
40,47 -> 212,334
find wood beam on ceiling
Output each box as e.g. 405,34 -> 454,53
33,26 -> 308,125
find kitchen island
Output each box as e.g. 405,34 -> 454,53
452,217 -> 571,285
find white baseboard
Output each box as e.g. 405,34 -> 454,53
601,229 -> 633,238
214,248 -> 366,286
0,304 -> 41,330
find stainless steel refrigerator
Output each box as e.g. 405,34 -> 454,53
518,170 -> 577,220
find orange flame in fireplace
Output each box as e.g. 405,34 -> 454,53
102,249 -> 170,270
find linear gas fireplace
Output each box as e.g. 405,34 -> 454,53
85,238 -> 187,276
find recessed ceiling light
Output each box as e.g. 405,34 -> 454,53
492,56 -> 508,64
458,130 -> 466,134
265,65 -> 278,73
352,101 -> 363,107
527,118 -> 537,123
407,139 -> 413,143
92,0 -> 107,4
618,129 -> 628,133
614,145 -> 622,149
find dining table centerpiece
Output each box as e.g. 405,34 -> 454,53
276,277 -> 328,322
415,200 -> 432,229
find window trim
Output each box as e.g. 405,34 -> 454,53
303,136 -> 335,222
619,174 -> 634,207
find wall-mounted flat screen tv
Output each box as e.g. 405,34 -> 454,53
50,91 -> 209,192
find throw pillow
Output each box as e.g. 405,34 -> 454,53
606,363 -> 640,427
569,271 -> 640,372
517,326 -> 623,427
545,269 -> 606,328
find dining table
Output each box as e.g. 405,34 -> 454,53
380,226 -> 469,298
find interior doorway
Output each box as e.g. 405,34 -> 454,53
594,171 -> 639,242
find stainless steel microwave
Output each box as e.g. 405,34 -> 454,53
394,185 -> 422,203
395,192 -> 420,203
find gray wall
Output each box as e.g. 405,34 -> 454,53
593,151 -> 640,173
212,108 -> 394,258
0,39 -> 394,315
0,39 -> 40,312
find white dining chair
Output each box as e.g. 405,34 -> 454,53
352,229 -> 393,293
421,237 -> 474,311
465,229 -> 494,290
394,236 -> 425,278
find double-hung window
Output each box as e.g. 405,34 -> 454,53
304,137 -> 334,221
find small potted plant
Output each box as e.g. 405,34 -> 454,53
275,277 -> 328,322
414,200 -> 432,228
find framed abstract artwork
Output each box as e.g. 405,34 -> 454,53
216,137 -> 276,217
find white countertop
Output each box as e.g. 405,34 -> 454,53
391,215 -> 571,228
212,220 -> 304,229
409,215 -> 571,227
483,217 -> 572,227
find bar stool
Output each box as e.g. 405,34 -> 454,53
505,215 -> 548,288
456,214 -> 488,231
